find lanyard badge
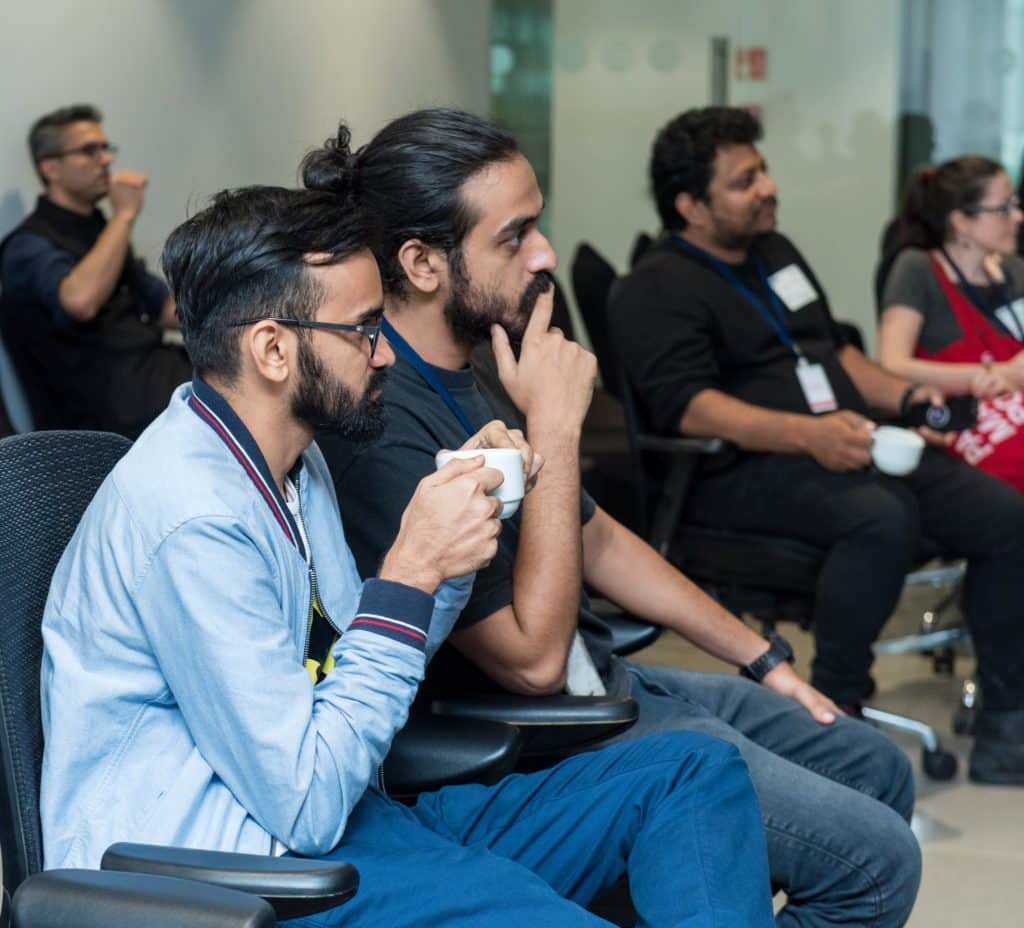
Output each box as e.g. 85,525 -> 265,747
671,237 -> 836,413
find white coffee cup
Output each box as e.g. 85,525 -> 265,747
434,447 -> 525,519
871,425 -> 925,476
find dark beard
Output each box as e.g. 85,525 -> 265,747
709,219 -> 755,253
291,336 -> 388,440
444,264 -> 554,350
709,196 -> 777,252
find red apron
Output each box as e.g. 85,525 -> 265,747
916,255 -> 1024,491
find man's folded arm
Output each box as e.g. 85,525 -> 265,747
134,517 -> 431,856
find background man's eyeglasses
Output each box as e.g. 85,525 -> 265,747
227,317 -> 382,357
966,196 -> 1021,217
52,142 -> 119,160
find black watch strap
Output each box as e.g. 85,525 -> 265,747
741,632 -> 794,683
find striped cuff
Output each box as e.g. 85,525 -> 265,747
348,579 -> 434,653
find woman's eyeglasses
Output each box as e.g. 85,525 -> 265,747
967,195 -> 1021,217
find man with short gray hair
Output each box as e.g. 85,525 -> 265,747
0,104 -> 189,435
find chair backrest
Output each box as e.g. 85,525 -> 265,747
0,431 -> 131,891
570,243 -> 619,396
628,232 -> 653,269
0,336 -> 33,435
548,276 -> 576,342
0,301 -> 62,430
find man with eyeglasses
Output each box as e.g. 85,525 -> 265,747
0,103 -> 190,436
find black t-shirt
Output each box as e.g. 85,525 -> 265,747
318,353 -> 626,699
608,231 -> 866,437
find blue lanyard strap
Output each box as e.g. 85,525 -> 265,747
381,317 -> 477,435
939,247 -> 1018,340
671,236 -> 802,356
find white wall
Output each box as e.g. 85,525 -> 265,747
550,0 -> 900,350
0,0 -> 492,266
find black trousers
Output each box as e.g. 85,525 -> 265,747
685,447 -> 1024,708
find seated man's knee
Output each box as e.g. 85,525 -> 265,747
623,731 -> 753,799
878,738 -> 916,822
845,487 -> 919,558
874,812 -> 922,928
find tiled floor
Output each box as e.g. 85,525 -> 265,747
628,580 -> 1024,926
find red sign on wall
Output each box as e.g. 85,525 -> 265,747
735,47 -> 768,81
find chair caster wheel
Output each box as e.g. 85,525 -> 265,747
932,647 -> 955,676
952,703 -> 978,736
922,748 -> 958,781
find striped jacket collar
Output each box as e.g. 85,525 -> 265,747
187,376 -> 306,559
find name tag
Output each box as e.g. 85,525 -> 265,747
768,264 -> 818,312
796,359 -> 838,413
995,298 -> 1024,341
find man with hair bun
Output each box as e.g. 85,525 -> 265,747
0,104 -> 189,436
310,107 -> 922,928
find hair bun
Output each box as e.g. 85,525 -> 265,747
301,124 -> 357,196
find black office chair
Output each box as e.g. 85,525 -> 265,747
11,867 -> 287,928
572,241 -> 964,780
570,244 -> 622,398
0,430 -> 367,921
629,232 -> 654,269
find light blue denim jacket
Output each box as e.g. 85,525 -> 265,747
40,379 -> 472,869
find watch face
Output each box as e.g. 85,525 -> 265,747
926,404 -> 951,429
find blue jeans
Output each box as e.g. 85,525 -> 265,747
616,662 -> 922,927
283,731 -> 773,927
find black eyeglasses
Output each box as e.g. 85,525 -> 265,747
967,195 -> 1021,217
227,317 -> 382,357
52,141 -> 119,159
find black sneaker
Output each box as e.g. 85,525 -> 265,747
969,710 -> 1024,785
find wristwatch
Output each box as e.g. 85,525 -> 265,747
740,632 -> 795,683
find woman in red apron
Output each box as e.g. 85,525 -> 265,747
878,156 -> 1024,490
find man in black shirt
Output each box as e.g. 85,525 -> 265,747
309,108 -> 923,928
609,105 -> 1024,784
0,104 -> 190,436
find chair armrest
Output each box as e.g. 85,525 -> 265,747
383,712 -> 522,797
597,612 -> 662,656
100,844 -> 357,920
13,869 -> 275,928
636,434 -> 725,455
432,693 -> 638,754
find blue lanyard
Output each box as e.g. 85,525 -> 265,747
671,236 -> 802,357
939,247 -> 1019,342
381,317 -> 477,435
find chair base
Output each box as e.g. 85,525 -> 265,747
862,707 -> 958,781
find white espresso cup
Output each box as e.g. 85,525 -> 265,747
871,425 -> 925,476
434,447 -> 525,519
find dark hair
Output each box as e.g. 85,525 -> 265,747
301,108 -> 519,297
650,106 -> 763,230
899,155 -> 1004,249
28,104 -> 103,184
161,185 -> 369,381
